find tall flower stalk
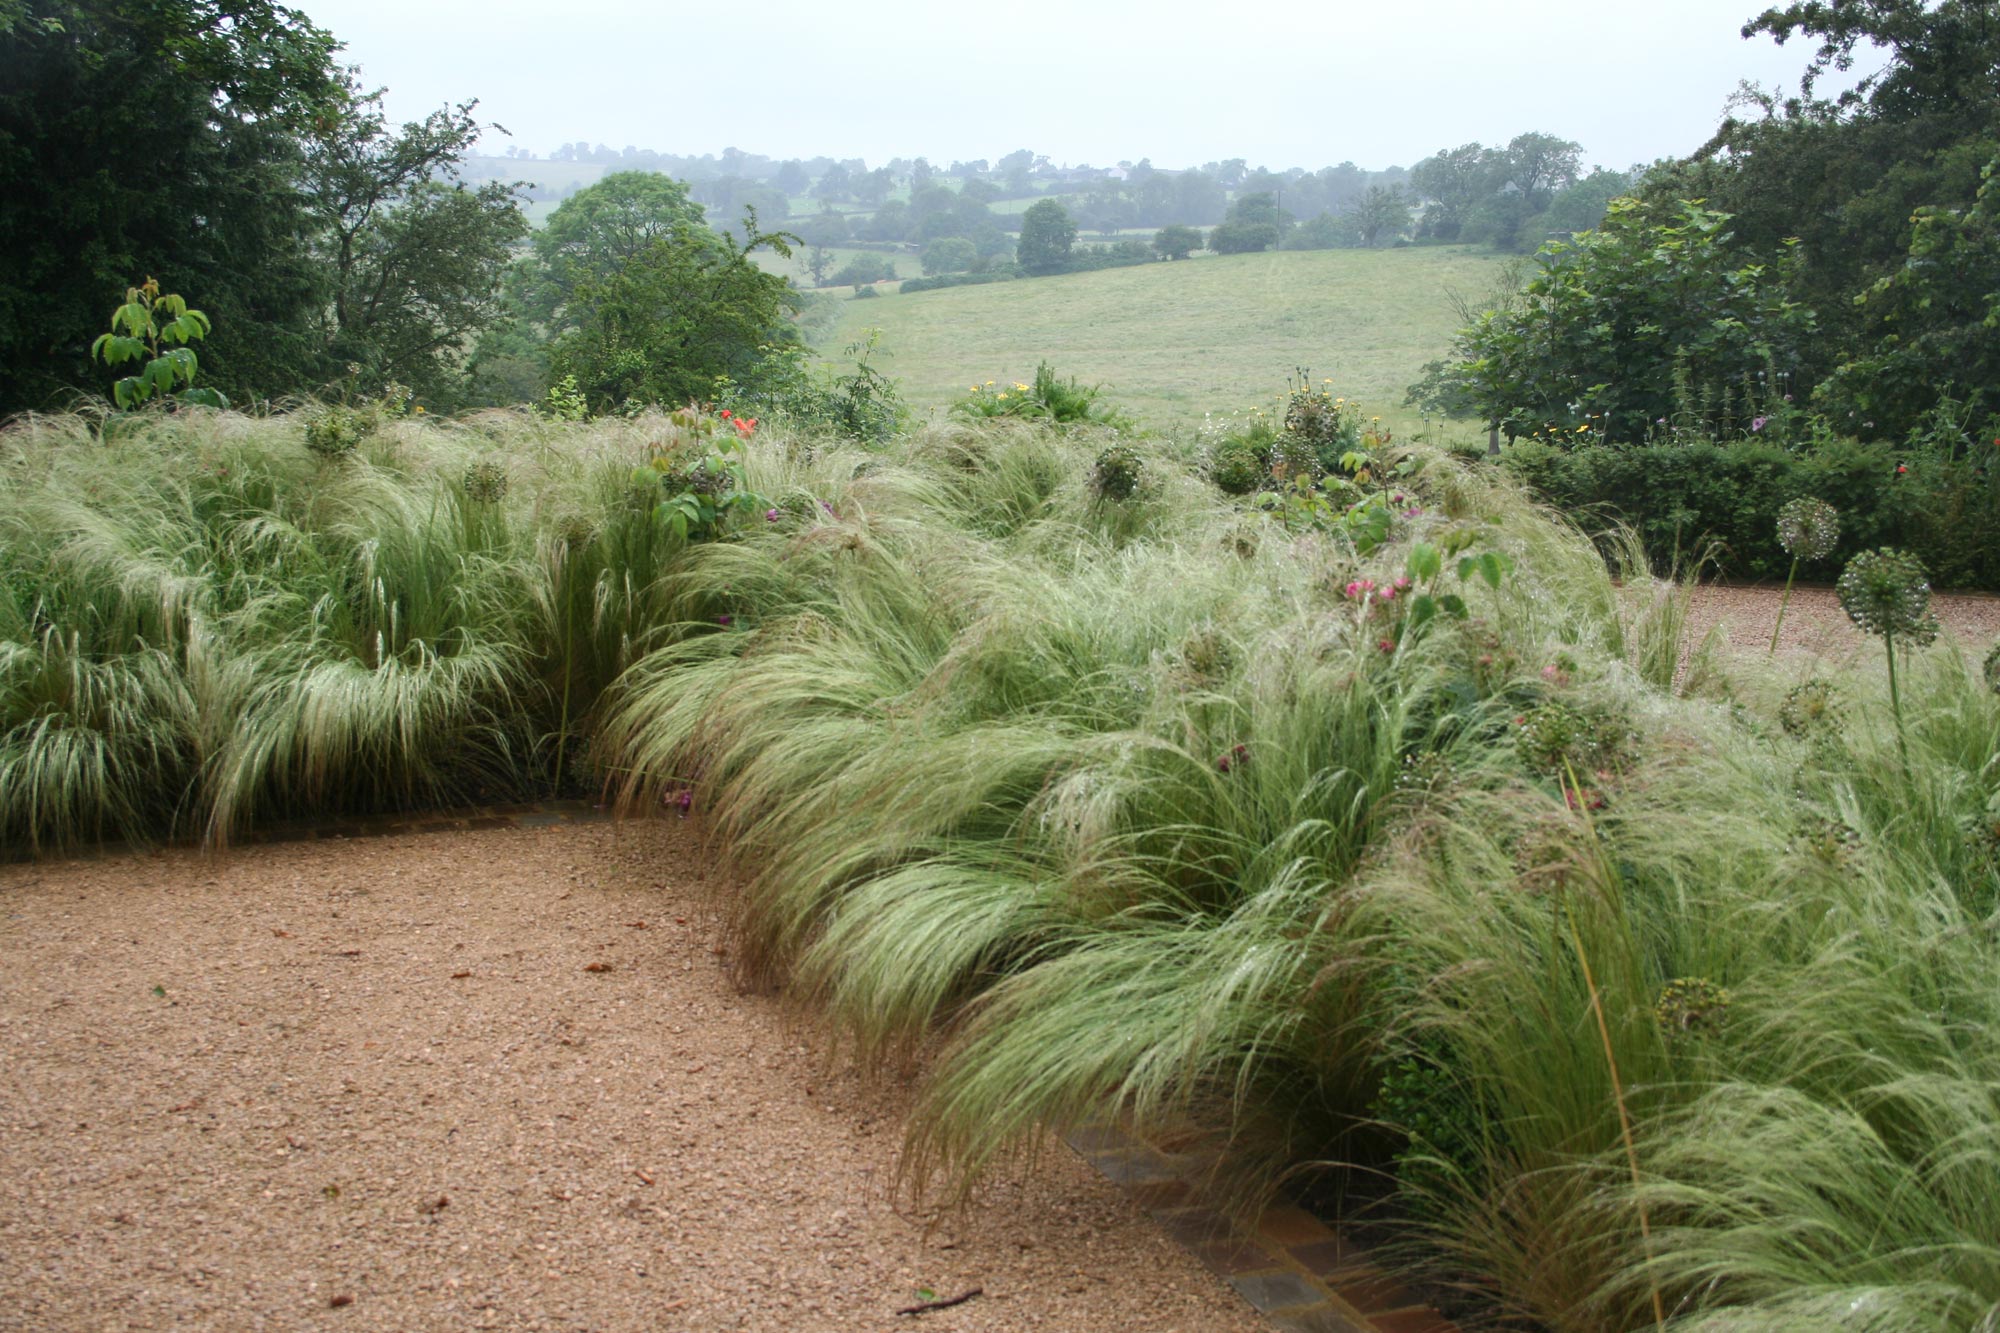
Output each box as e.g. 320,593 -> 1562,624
1836,548 -> 1939,761
1769,497 -> 1839,655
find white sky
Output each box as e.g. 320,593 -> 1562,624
291,0 -> 1875,171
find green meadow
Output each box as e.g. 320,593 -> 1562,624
826,246 -> 1513,432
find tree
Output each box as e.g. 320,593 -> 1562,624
1816,154 -> 2000,433
1208,220 -> 1279,254
1632,0 -> 2000,436
803,246 -> 834,287
774,159 -> 809,195
1411,143 -> 1500,240
1422,198 -> 1815,441
0,0 -> 342,411
1227,191 -> 1285,230
1153,224 -> 1203,260
1348,185 -> 1412,246
521,172 -> 714,328
811,163 -> 852,201
1544,167 -> 1640,233
300,72 -> 526,400
1503,132 -> 1583,208
549,214 -> 798,414
1017,199 -> 1077,275
922,237 -> 978,276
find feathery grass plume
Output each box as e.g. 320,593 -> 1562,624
1769,497 -> 1839,655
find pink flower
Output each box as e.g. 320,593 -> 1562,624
1378,586 -> 1397,601
1377,637 -> 1396,654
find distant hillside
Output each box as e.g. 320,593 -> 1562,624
827,247 -> 1512,431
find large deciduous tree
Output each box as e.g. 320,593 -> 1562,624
1427,198 -> 1814,442
1638,0 -> 2000,437
302,72 -> 526,401
1017,199 -> 1077,275
0,0 -> 340,412
545,209 -> 799,414
0,1 -> 528,412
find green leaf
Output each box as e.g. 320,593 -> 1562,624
1406,541 -> 1442,583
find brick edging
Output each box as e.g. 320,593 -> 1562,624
1063,1124 -> 1462,1333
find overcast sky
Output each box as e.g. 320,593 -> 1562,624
291,0 -> 1874,171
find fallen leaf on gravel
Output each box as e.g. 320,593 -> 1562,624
271,929 -> 292,938
583,963 -> 613,973
633,1169 -> 653,1185
329,1293 -> 353,1308
418,1195 -> 448,1215
450,971 -> 471,979
624,921 -> 649,929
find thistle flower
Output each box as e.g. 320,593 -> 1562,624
1837,548 -> 1938,646
1656,977 -> 1732,1038
1769,497 -> 1840,654
1776,497 -> 1839,561
1837,547 -> 1938,760
1778,678 -> 1843,738
461,459 -> 509,504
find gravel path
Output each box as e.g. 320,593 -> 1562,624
0,821 -> 1269,1332
1687,582 -> 2000,661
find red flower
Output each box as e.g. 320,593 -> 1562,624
719,409 -> 733,419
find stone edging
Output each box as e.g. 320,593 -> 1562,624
1063,1123 -> 1463,1333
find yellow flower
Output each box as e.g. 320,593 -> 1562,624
413,405 -> 425,414
997,392 -> 1009,400
1576,424 -> 1589,433
970,385 -> 980,392
1014,382 -> 1029,391
986,380 -> 995,386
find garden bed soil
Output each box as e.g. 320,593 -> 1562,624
0,819 -> 1269,1332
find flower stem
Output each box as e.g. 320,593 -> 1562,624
1884,629 -> 1909,764
1768,557 -> 1799,656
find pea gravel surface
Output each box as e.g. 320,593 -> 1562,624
1687,582 -> 2000,660
0,820 -> 1271,1332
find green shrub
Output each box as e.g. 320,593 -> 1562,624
1497,435 -> 2000,589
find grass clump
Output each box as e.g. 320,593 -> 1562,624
8,390 -> 2000,1333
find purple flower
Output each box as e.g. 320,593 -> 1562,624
820,500 -> 835,515
1750,416 -> 1768,432
765,508 -> 780,522
716,614 -> 734,626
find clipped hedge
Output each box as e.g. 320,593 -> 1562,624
1499,437 -> 2000,590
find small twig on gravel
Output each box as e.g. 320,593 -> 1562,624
896,1287 -> 983,1316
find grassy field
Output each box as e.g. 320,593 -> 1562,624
828,246 -> 1511,434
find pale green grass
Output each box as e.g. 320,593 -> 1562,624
828,246 -> 1510,434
